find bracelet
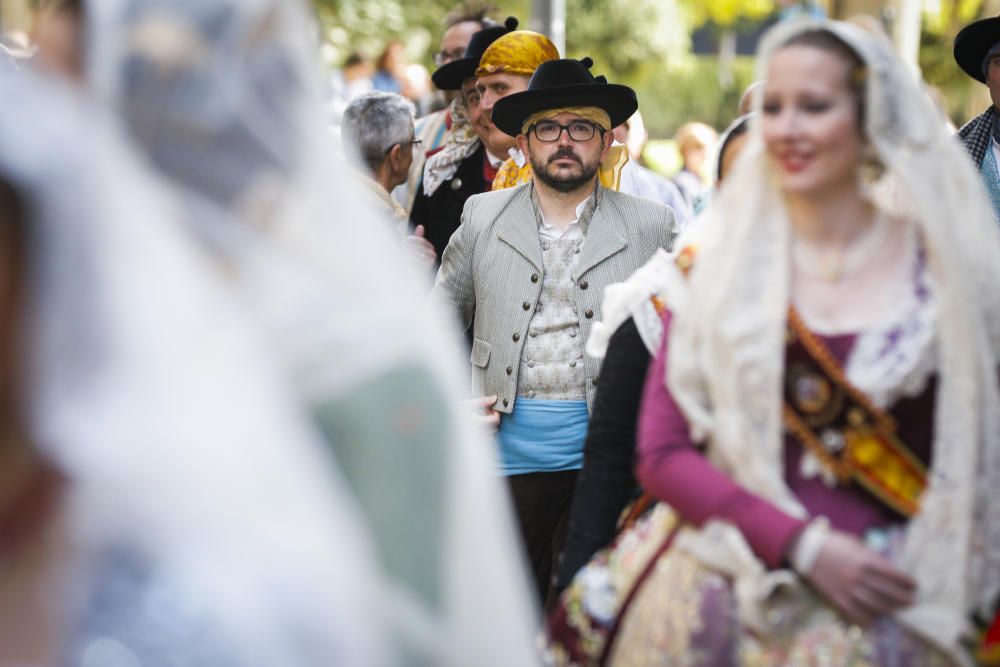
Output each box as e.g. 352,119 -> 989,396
790,517 -> 831,576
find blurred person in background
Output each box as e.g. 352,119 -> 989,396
399,5 -> 499,213
739,80 -> 765,115
373,40 -> 406,95
671,121 -> 718,209
404,62 -> 435,117
342,91 -> 438,266
327,51 -> 373,124
410,17 -> 518,262
713,112 -> 753,188
0,64 -> 387,665
614,110 -> 690,226
30,0 -> 83,78
79,0 -> 542,662
955,14 -> 1000,220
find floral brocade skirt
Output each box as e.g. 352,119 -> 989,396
545,504 -> 956,667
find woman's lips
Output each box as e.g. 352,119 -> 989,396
777,152 -> 813,173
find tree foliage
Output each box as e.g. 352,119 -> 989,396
311,0 -> 777,72
677,0 -> 774,27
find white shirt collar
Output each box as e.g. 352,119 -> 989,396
538,196 -> 592,240
485,150 -> 504,169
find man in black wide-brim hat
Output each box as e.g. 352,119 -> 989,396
432,57 -> 678,606
955,15 -> 1000,219
410,17 -> 519,263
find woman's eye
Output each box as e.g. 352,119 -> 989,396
762,103 -> 780,115
802,101 -> 831,113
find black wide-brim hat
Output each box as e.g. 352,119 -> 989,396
432,17 -> 518,91
491,57 -> 638,137
954,15 -> 1000,83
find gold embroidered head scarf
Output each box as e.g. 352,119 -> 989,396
475,30 -> 558,78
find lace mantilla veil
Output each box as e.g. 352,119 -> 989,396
665,19 -> 1000,661
82,0 -> 540,664
0,68 -> 388,663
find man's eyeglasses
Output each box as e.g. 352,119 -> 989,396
531,120 -> 603,143
385,138 -> 422,155
434,49 -> 466,66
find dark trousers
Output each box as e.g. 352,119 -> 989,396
507,469 -> 579,609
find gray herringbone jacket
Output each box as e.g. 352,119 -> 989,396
433,182 -> 678,414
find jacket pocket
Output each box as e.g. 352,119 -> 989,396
470,338 -> 491,368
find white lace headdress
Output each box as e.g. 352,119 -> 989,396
82,0 -> 541,663
666,18 -> 1000,657
0,68 -> 389,664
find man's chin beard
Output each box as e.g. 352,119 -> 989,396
533,162 -> 599,193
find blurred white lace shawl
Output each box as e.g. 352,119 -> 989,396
662,19 -> 1000,663
83,0 -> 541,663
0,68 -> 386,664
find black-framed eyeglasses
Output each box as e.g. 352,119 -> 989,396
531,120 -> 603,143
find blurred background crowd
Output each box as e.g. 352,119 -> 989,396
4,0 -> 994,181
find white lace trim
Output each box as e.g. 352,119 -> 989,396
844,228 -> 938,408
585,249 -> 680,359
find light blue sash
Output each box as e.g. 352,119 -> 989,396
497,399 -> 588,476
981,141 -> 1000,222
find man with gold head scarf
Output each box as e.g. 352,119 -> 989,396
472,28 -> 559,189
433,57 -> 678,606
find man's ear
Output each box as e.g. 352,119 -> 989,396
387,143 -> 404,171
516,133 -> 529,158
600,128 -> 613,160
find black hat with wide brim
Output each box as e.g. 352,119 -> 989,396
490,57 -> 638,137
954,15 -> 1000,83
432,17 -> 518,91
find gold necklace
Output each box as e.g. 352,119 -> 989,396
791,213 -> 889,283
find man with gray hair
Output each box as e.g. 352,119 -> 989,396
343,91 -> 437,264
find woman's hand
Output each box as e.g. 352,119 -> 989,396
803,529 -> 916,627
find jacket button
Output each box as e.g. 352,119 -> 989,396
585,309 -> 594,319
506,366 -> 513,375
580,280 -> 589,290
513,333 -> 520,342
450,178 -> 463,190
531,273 -> 539,283
503,398 -> 509,407
522,301 -> 531,310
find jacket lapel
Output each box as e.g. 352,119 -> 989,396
496,186 -> 544,271
572,200 -> 626,281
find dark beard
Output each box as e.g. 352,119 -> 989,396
531,151 -> 599,194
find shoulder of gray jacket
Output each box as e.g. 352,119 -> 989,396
461,182 -> 531,223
